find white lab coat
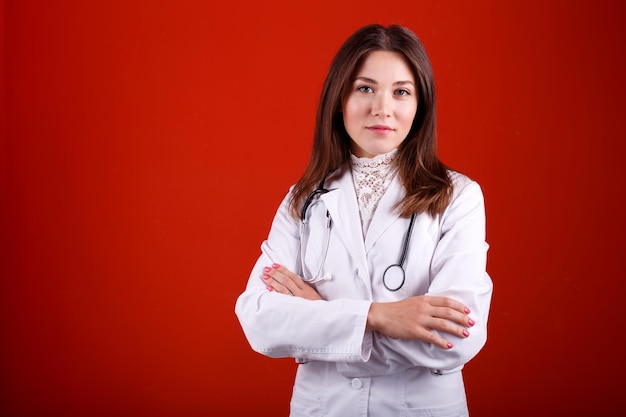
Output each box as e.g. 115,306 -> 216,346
235,163 -> 493,417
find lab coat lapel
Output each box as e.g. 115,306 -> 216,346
364,175 -> 404,253
319,166 -> 371,288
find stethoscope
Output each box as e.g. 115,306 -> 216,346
299,180 -> 417,291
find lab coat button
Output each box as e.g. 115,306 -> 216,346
350,378 -> 362,390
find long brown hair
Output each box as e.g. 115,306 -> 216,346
288,24 -> 452,219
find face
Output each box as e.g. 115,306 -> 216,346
342,50 -> 418,158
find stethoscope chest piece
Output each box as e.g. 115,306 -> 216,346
383,264 -> 405,291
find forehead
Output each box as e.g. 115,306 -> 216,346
353,50 -> 415,81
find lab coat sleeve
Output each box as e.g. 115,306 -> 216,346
234,189 -> 373,362
368,175 -> 493,373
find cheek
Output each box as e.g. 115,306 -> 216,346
343,101 -> 364,127
399,106 -> 418,127
344,99 -> 360,116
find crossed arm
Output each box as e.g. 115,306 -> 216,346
261,263 -> 475,350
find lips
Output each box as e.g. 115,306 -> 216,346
366,125 -> 394,134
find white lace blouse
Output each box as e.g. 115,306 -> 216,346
350,148 -> 398,237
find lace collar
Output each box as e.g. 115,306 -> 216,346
350,149 -> 399,236
350,148 -> 398,170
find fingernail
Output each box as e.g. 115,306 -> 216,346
262,274 -> 269,280
447,342 -> 453,349
464,307 -> 471,314
267,285 -> 273,291
272,263 -> 280,268
468,318 -> 475,326
263,266 -> 271,272
462,329 -> 470,337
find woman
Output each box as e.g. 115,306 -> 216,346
235,24 -> 492,416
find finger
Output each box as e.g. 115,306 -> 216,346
433,304 -> 476,328
264,267 -> 290,289
271,263 -> 308,291
261,268 -> 281,291
416,327 -> 454,350
261,272 -> 275,290
428,317 -> 470,339
432,306 -> 470,327
429,296 -> 470,314
263,266 -> 298,295
428,297 -> 475,328
263,273 -> 293,295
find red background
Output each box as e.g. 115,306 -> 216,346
2,0 -> 625,415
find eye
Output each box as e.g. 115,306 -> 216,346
395,89 -> 411,96
357,85 -> 374,93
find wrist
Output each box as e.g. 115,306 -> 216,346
366,302 -> 381,331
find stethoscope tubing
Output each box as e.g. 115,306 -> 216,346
300,183 -> 417,291
398,213 -> 416,267
382,212 -> 416,291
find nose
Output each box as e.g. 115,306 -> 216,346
371,93 -> 391,117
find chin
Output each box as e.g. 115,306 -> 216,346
368,146 -> 396,157
351,141 -> 398,158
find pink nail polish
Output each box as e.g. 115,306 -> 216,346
462,329 -> 470,337
262,274 -> 269,280
447,342 -> 453,349
272,263 -> 280,268
468,318 -> 475,326
263,266 -> 271,272
464,307 -> 471,314
267,285 -> 273,291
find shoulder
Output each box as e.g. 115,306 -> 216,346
447,170 -> 485,205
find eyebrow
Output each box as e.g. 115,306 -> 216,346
354,76 -> 416,87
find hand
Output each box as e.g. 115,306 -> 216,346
262,263 -> 323,301
366,295 -> 475,349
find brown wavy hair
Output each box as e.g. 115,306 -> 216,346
288,24 -> 452,219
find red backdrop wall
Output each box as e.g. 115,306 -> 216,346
2,0 -> 625,415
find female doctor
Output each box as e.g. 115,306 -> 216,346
235,24 -> 492,417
